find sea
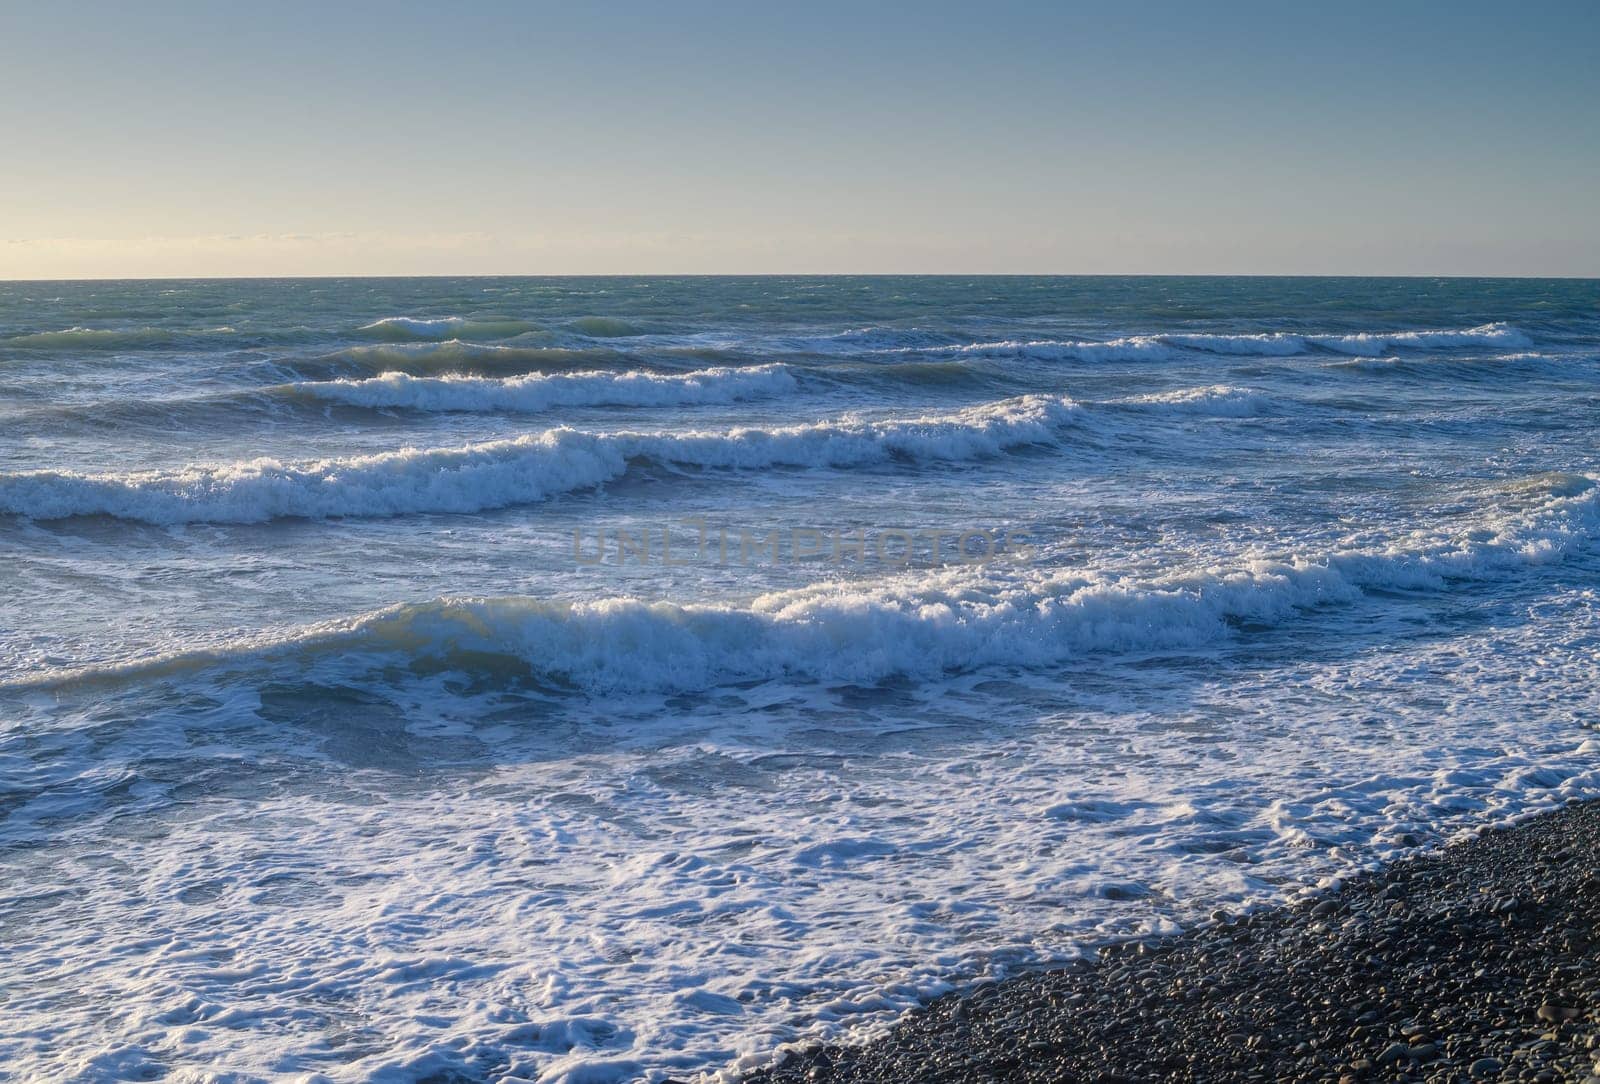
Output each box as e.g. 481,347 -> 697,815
2,275 -> 1598,1082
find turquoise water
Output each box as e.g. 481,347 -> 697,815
3,276 -> 1599,1081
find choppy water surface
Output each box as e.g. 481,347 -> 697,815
2,276 -> 1599,1082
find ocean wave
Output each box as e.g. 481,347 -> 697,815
306,340 -> 618,378
831,359 -> 995,388
567,316 -> 644,338
787,327 -> 964,354
1117,385 -> 1270,417
357,316 -> 545,341
1322,348 -> 1570,375
0,395 -> 1081,525
1158,326 -> 1529,358
285,363 -> 797,412
4,326 -> 213,350
871,324 -> 1533,363
1323,355 -> 1420,373
1162,333 -> 1309,356
649,327 -> 960,358
1309,322 -> 1531,355
20,475 -> 1597,693
922,338 -> 1177,362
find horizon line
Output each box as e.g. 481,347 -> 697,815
4,271 -> 1599,284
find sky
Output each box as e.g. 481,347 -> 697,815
2,1 -> 1597,279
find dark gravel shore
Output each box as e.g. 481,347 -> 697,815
745,799 -> 1600,1084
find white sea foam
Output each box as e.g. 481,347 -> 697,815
10,625 -> 1600,1084
0,395 -> 1081,525
287,363 -> 797,412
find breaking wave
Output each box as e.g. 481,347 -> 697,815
357,316 -> 545,341
1116,385 -> 1271,417
1323,349 -> 1574,376
1162,333 -> 1310,356
917,337 -> 1176,362
1309,322 -> 1532,355
0,395 -> 1081,525
285,363 -> 797,412
19,475 -> 1598,694
302,340 -> 624,378
873,324 -> 1532,362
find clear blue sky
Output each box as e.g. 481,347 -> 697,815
2,0 -> 1596,277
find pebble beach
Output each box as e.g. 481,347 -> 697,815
751,799 -> 1600,1083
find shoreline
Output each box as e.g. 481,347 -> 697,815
744,798 -> 1600,1083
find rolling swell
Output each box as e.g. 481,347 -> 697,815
0,326 -> 246,352
1,324 -> 334,353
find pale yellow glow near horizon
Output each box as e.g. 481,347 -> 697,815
6,229 -> 1596,281
5,230 -> 1072,280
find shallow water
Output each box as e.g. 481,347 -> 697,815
2,276 -> 1598,1081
